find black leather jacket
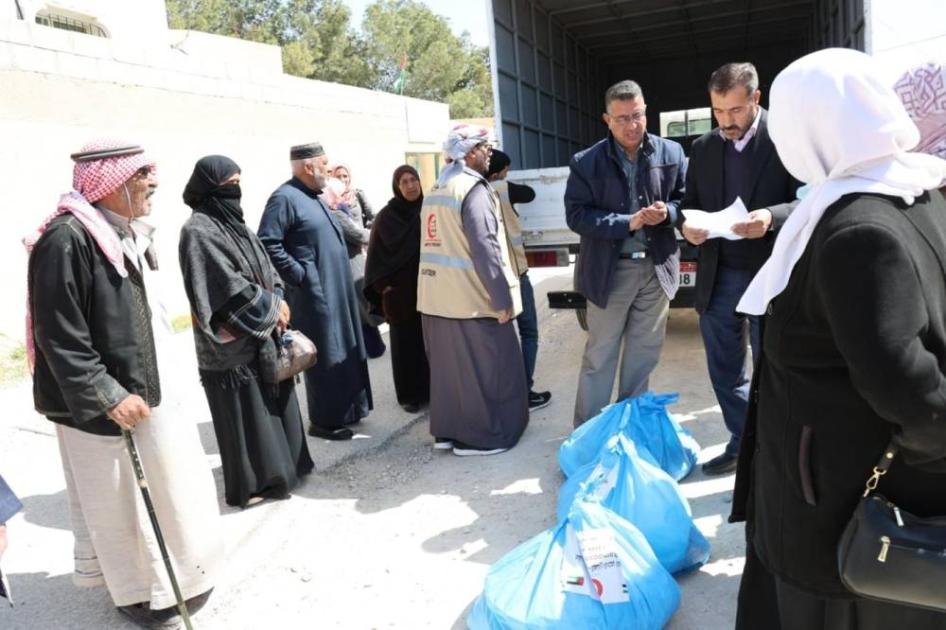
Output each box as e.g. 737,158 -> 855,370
29,214 -> 160,436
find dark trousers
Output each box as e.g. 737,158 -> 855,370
516,272 -> 539,390
389,313 -> 430,406
699,266 -> 761,457
737,542 -> 946,629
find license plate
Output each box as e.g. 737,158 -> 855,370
679,261 -> 697,287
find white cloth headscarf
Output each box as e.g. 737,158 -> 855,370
436,124 -> 492,187
737,48 -> 946,315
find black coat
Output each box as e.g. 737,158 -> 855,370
731,191 -> 946,597
679,109 -> 799,313
29,214 -> 160,436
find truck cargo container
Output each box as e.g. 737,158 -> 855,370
487,0 -> 945,327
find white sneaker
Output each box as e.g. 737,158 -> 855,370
452,443 -> 508,457
433,438 -> 454,451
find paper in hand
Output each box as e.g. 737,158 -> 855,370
682,197 -> 750,240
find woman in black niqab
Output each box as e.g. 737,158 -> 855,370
179,155 -> 313,508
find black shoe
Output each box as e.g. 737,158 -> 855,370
528,390 -> 552,412
117,603 -> 182,630
185,588 -> 213,614
308,425 -> 354,440
702,452 -> 738,476
401,402 -> 423,413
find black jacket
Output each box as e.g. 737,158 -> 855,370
29,214 -> 160,436
678,109 -> 798,313
730,191 -> 946,596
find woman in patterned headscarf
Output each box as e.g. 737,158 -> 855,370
894,60 -> 946,192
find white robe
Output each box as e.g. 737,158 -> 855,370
57,224 -> 223,608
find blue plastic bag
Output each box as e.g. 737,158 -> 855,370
559,401 -> 631,478
559,393 -> 699,481
557,434 -> 710,575
625,393 -> 700,481
467,500 -> 680,630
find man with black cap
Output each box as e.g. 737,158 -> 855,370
487,150 -> 552,411
258,142 -> 373,440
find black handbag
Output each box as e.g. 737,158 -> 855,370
837,443 -> 946,612
276,329 -> 317,382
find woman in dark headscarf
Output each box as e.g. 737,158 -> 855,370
178,155 -> 313,508
364,165 -> 430,412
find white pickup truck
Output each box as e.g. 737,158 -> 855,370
507,166 -> 699,329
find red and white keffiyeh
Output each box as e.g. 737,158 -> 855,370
22,138 -> 155,369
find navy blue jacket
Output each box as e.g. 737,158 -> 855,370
0,474 -> 21,524
565,133 -> 686,308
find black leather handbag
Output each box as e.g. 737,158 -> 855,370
276,329 -> 317,382
837,443 -> 946,612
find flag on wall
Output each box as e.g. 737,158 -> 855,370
392,53 -> 408,94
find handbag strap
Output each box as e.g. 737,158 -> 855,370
862,441 -> 899,498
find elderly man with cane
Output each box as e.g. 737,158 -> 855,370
25,139 -> 222,629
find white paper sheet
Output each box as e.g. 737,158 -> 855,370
681,197 -> 750,240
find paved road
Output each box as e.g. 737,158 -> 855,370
0,266 -> 743,629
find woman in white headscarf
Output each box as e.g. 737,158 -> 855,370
730,49 -> 946,629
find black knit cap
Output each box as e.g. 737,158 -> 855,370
290,142 -> 325,160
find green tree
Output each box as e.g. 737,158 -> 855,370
164,0 -> 494,116
166,0 -> 373,86
361,1 -> 492,116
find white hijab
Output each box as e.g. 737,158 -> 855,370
737,48 -> 946,315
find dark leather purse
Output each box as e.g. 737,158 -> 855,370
837,443 -> 946,612
276,329 -> 317,382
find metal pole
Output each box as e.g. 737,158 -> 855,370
122,430 -> 194,630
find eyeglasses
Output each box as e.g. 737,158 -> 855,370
133,166 -> 154,178
608,112 -> 646,126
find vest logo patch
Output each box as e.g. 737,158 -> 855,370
426,214 -> 440,242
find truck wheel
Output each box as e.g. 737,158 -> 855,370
575,308 -> 588,331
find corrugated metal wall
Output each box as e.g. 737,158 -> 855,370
810,0 -> 867,50
492,0 -> 606,169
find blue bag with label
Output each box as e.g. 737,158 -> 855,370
557,434 -> 710,575
467,500 -> 680,630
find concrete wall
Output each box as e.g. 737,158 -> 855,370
0,15 -> 450,342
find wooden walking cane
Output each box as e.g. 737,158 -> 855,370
122,430 -> 194,630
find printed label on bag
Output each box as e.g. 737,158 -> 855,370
561,524 -> 630,604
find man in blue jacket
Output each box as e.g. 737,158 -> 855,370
566,80 -> 687,426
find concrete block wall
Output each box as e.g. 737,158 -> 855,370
0,21 -> 450,342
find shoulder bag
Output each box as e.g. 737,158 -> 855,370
837,443 -> 946,612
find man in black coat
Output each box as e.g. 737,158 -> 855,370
678,62 -> 798,475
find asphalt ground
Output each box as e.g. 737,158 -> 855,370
0,265 -> 743,629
